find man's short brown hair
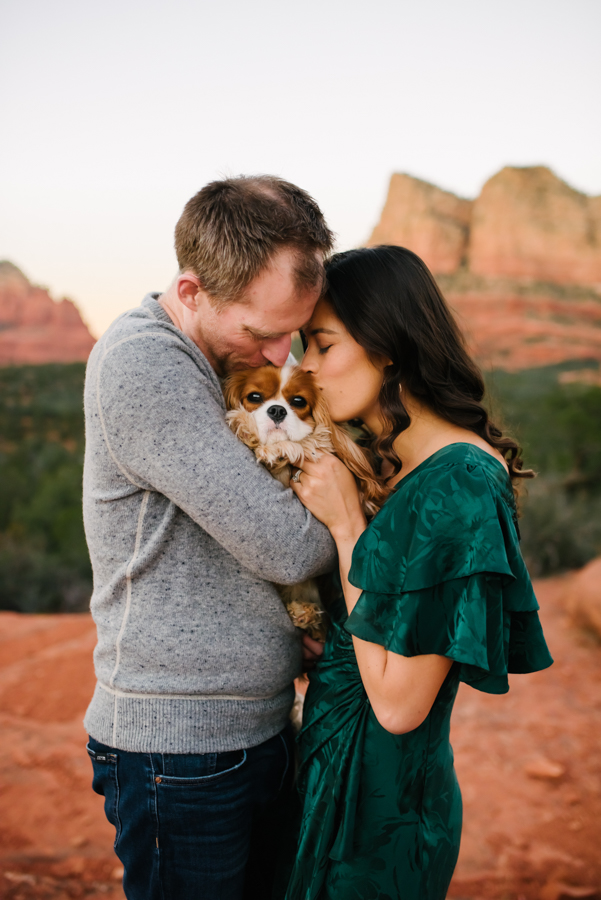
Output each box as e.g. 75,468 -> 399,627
174,175 -> 334,304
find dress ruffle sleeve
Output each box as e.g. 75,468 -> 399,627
346,459 -> 553,694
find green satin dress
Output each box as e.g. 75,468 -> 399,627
285,443 -> 553,900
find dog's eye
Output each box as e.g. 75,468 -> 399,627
290,396 -> 308,409
247,392 -> 263,403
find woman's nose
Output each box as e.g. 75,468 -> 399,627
300,348 -> 317,374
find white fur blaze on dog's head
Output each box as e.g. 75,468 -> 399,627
223,365 -> 330,447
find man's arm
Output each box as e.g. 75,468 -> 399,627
96,332 -> 336,583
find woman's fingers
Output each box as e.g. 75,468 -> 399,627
292,455 -> 349,496
290,475 -> 307,500
290,455 -> 331,497
290,452 -> 364,532
301,455 -> 342,476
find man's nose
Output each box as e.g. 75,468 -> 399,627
262,334 -> 292,367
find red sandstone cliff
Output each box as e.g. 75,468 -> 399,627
367,167 -> 601,371
439,278 -> 601,372
469,167 -> 601,285
367,173 -> 472,274
0,262 -> 95,366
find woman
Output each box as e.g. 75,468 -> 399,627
285,246 -> 553,900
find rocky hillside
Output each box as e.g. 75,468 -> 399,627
0,262 -> 95,365
2,570 -> 600,900
368,167 -> 601,372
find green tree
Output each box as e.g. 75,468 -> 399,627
0,363 -> 91,611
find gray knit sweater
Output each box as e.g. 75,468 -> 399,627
83,295 -> 336,753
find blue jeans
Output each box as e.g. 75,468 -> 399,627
87,726 -> 297,900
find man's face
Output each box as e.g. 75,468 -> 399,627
186,248 -> 322,376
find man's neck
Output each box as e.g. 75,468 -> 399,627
157,287 -> 220,372
157,288 -> 184,332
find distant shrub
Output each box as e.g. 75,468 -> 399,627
0,363 -> 91,612
485,363 -> 601,575
519,477 -> 601,576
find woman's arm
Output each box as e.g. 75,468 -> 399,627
293,455 -> 452,735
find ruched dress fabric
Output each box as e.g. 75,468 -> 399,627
284,444 -> 553,900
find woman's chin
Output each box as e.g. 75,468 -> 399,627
329,410 -> 352,425
333,411 -> 364,427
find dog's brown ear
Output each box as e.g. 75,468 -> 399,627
222,372 -> 249,411
329,424 -> 389,516
311,395 -> 389,516
310,389 -> 334,429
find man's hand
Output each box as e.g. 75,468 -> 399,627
301,633 -> 324,670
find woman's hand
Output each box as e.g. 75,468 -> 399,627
291,454 -> 366,541
293,454 -> 368,623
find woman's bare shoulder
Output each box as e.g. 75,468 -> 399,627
448,431 -> 509,473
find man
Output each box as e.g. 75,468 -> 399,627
83,176 -> 335,899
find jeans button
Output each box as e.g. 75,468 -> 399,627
155,776 -> 162,784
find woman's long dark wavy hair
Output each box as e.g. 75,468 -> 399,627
324,246 -> 533,484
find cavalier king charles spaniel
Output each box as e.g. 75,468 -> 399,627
223,364 -> 387,641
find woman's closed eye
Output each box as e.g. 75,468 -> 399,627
318,344 -> 333,355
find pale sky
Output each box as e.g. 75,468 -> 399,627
1,0 -> 600,337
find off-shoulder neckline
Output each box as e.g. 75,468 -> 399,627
389,442 -> 511,495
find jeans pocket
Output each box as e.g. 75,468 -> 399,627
155,749 -> 247,787
87,740 -> 122,848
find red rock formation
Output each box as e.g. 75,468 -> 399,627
445,286 -> 601,371
368,168 -> 601,371
468,167 -> 601,286
367,173 -> 472,274
369,167 -> 601,287
0,262 -> 95,366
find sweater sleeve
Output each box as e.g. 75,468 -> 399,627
95,331 -> 336,584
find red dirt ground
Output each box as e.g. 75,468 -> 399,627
1,575 -> 599,900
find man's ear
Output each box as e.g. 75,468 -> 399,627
176,272 -> 203,312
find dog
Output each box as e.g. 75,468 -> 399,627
223,364 -> 387,641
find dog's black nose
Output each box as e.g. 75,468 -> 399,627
267,405 -> 287,424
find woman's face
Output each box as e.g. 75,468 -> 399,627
301,299 -> 386,430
